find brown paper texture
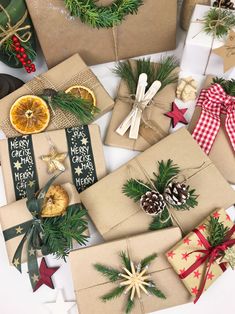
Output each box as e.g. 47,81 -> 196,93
69,227 -> 192,314
0,124 -> 106,204
0,54 -> 114,138
188,76 -> 235,184
81,128 -> 235,241
0,183 -> 88,265
26,0 -> 177,67
105,65 -> 178,151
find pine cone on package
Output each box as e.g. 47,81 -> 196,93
164,182 -> 189,207
140,190 -> 166,216
213,0 -> 235,9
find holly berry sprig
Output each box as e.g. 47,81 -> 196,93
11,36 -> 36,74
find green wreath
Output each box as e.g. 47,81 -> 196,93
64,0 -> 144,28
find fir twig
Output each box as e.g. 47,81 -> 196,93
146,282 -> 166,299
207,216 -> 229,247
203,7 -> 235,38
94,264 -> 120,282
120,251 -> 131,271
122,179 -> 150,202
126,296 -> 135,314
153,160 -> 180,194
149,207 -> 173,231
140,253 -> 157,268
101,286 -> 125,301
213,77 -> 235,96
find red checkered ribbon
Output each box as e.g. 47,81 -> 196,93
192,83 -> 235,154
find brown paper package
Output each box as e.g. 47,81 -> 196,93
0,125 -> 106,204
0,183 -> 89,265
105,64 -> 178,151
188,76 -> 235,184
0,54 -> 114,138
26,0 -> 177,68
80,128 -> 235,241
69,227 -> 192,314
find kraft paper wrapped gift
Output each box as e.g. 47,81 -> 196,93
26,0 -> 177,68
0,182 -> 89,265
181,5 -> 235,76
0,125 -> 106,204
188,76 -> 235,184
0,54 -> 114,138
80,128 -> 235,241
166,208 -> 235,301
105,62 -> 178,151
69,227 -> 192,314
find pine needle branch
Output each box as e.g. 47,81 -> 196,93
101,286 -> 125,301
122,179 -> 151,202
120,251 -> 131,271
126,296 -> 135,313
146,282 -> 166,299
154,160 -> 180,194
213,77 -> 235,96
149,207 -> 173,231
94,264 -> 120,282
140,253 -> 157,268
207,216 -> 229,247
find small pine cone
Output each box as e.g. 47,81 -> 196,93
213,0 -> 235,9
140,190 -> 166,216
164,182 -> 189,206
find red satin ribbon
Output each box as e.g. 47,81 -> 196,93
192,83 -> 235,155
179,225 -> 235,303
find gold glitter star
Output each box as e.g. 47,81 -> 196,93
41,146 -> 68,174
14,160 -> 22,171
119,261 -> 152,300
81,137 -> 88,145
29,248 -> 35,256
28,180 -> 35,188
13,258 -> 20,267
222,247 -> 235,269
31,273 -> 39,283
15,226 -> 23,234
75,166 -> 82,176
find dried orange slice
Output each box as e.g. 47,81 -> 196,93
10,95 -> 50,134
65,85 -> 96,106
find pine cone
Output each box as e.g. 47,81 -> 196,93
140,190 -> 166,216
164,182 -> 189,206
213,0 -> 235,10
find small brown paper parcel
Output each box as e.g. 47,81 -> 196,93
69,227 -> 192,314
188,76 -> 235,184
0,53 -> 114,138
80,128 -> 235,241
0,124 -> 106,204
105,62 -> 178,151
26,0 -> 177,68
0,183 -> 89,265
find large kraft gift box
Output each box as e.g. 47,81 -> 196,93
105,62 -> 178,151
166,208 -> 235,301
0,182 -> 89,265
188,76 -> 235,184
25,0 -> 177,68
69,227 -> 192,314
80,128 -> 235,241
0,125 -> 106,204
0,54 -> 114,138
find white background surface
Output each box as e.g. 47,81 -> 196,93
0,3 -> 235,314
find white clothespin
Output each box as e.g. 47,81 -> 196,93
116,73 -> 161,139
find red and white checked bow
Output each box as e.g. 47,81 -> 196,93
192,83 -> 235,154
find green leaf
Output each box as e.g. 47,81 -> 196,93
154,160 -> 180,194
94,264 -> 120,282
140,253 -> 157,268
120,251 -> 131,271
101,286 -> 125,302
207,216 -> 229,247
149,207 -> 173,231
126,296 -> 135,314
146,283 -> 166,299
122,179 -> 151,202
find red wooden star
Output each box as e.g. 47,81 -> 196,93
165,102 -> 188,128
33,258 -> 59,292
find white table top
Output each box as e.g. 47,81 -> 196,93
0,24 -> 234,314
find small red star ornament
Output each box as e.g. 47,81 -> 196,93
165,102 -> 188,128
33,258 -> 59,292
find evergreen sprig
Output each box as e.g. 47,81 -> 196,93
122,179 -> 150,202
114,56 -> 179,95
120,251 -> 131,270
42,89 -> 99,125
149,207 -> 173,231
146,282 -> 166,299
213,77 -> 235,96
140,253 -> 157,268
94,264 -> 120,282
102,286 -> 125,301
42,204 -> 88,259
203,7 -> 235,38
207,216 -> 229,247
64,0 -> 143,28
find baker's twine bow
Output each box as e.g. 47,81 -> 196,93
0,4 -> 31,46
179,225 -> 235,303
192,83 -> 235,155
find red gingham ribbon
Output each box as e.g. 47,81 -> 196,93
192,83 -> 235,154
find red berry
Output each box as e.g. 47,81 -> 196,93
27,60 -> 31,64
20,57 -> 24,62
16,54 -> 21,59
22,54 -> 27,59
31,68 -> 36,72
22,61 -> 26,65
15,42 -> 20,47
12,36 -> 18,42
25,66 -> 29,70
15,47 -> 20,52
20,47 -> 25,53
